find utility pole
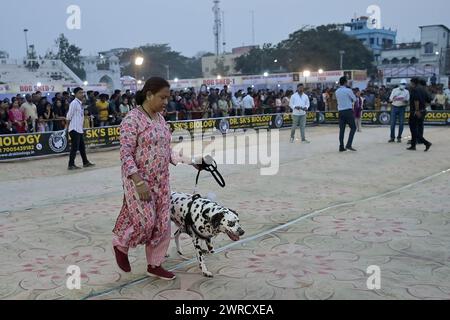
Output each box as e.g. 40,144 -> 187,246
24,29 -> 29,59
251,10 -> 255,45
212,0 -> 221,57
222,10 -> 226,54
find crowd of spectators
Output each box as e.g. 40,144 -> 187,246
1,82 -> 449,135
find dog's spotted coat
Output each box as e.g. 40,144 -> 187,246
170,192 -> 245,277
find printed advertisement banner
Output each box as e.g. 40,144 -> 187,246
1,111 -> 449,161
0,131 -> 69,160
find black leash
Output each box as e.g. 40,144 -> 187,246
194,155 -> 226,191
179,155 -> 225,240
184,194 -> 211,241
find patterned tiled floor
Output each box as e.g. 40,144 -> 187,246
1,126 -> 449,300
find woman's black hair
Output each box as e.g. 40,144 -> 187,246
136,77 -> 170,106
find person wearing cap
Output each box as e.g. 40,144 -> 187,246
407,78 -> 432,152
388,79 -> 410,143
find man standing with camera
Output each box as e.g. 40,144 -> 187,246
289,83 -> 310,143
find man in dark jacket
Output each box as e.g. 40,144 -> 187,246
407,78 -> 432,152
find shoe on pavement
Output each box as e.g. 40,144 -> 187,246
339,147 -> 347,152
425,143 -> 432,152
388,139 -> 395,143
407,146 -> 416,151
147,265 -> 176,281
83,162 -> 96,168
68,165 -> 82,171
346,147 -> 357,152
113,246 -> 131,273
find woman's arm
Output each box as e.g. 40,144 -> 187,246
170,149 -> 203,168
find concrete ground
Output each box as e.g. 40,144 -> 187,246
0,125 -> 449,300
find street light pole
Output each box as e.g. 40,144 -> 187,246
134,56 -> 144,83
164,65 -> 170,80
303,70 -> 311,86
339,50 -> 345,70
436,49 -> 443,85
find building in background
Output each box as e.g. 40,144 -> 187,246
0,51 -> 9,59
82,54 -> 122,92
0,55 -> 83,98
343,16 -> 397,64
202,45 -> 258,78
379,25 -> 450,85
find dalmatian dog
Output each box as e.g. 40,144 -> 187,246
170,192 -> 245,277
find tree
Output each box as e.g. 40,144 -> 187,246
211,56 -> 230,76
279,24 -> 374,72
119,44 -> 202,80
235,25 -> 374,75
235,43 -> 281,75
55,34 -> 86,80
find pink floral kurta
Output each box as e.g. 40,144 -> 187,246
113,108 -> 175,248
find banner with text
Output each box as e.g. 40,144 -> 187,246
1,111 -> 449,161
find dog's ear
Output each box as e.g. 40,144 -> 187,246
211,212 -> 225,229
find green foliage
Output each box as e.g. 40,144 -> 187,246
55,34 -> 86,80
211,56 -> 230,76
235,25 -> 374,75
235,43 -> 282,75
120,44 -> 203,80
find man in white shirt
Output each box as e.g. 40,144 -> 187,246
66,87 -> 95,170
444,84 -> 450,109
242,87 -> 255,116
389,79 -> 410,143
231,90 -> 242,116
289,84 -> 310,143
20,94 -> 38,132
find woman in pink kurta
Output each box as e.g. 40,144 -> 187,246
113,77 -> 195,280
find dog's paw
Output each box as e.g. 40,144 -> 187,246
202,271 -> 213,278
178,251 -> 191,261
201,249 -> 215,255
